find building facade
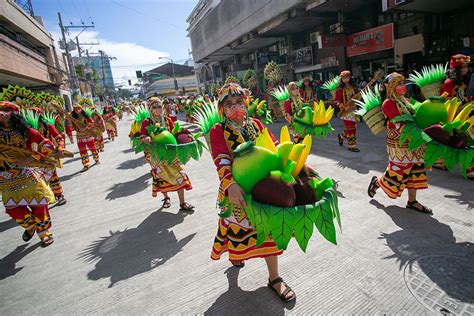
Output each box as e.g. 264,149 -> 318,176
187,0 -> 474,94
0,0 -> 71,107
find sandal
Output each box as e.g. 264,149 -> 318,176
231,260 -> 245,268
179,202 -> 195,212
80,166 -> 89,173
55,195 -> 67,206
348,147 -> 360,152
22,229 -> 35,242
268,277 -> 296,302
162,197 -> 171,208
41,236 -> 54,248
338,134 -> 343,146
368,176 -> 379,198
406,200 -> 433,214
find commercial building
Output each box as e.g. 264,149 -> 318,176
143,62 -> 197,97
0,0 -> 71,107
187,0 -> 474,94
73,54 -> 115,91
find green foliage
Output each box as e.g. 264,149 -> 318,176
192,98 -> 221,134
224,76 -> 240,85
269,86 -> 289,101
264,61 -> 282,83
42,112 -> 57,125
354,85 -> 382,116
293,122 -> 334,139
21,109 -> 40,130
243,177 -> 341,252
322,76 -> 340,91
131,104 -> 150,124
408,63 -> 447,88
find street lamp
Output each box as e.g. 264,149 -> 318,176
158,56 -> 178,94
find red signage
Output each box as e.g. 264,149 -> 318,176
346,23 -> 394,57
321,34 -> 347,48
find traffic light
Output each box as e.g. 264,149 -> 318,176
128,80 -> 132,85
136,71 -> 143,78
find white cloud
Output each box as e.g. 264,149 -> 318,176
51,31 -> 169,88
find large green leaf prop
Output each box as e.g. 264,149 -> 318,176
221,176 -> 341,252
293,122 -> 334,139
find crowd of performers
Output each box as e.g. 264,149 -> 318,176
1,53 -> 472,303
0,91 -> 122,248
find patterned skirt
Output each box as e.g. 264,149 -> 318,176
211,216 -> 283,262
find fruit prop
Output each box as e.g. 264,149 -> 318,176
243,97 -> 272,124
408,63 -> 447,98
292,100 -> 335,138
264,61 -> 282,84
143,122 -> 206,165
392,97 -> 474,177
322,76 -> 340,100
242,69 -> 257,90
78,98 -> 93,107
192,98 -> 221,149
0,85 -> 41,108
354,85 -> 386,135
221,127 -> 341,252
224,76 -> 240,85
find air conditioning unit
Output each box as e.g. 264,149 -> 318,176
249,53 -> 255,61
310,32 -> 319,44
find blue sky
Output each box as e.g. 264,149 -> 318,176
34,0 -> 197,85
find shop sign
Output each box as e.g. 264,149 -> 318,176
347,23 -> 394,57
257,52 -> 286,65
321,34 -> 347,48
321,56 -> 338,68
292,46 -> 312,68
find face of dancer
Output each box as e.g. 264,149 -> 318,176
223,94 -> 246,123
460,64 -> 468,76
342,76 -> 350,85
0,109 -> 13,125
74,107 -> 82,114
395,82 -> 407,96
304,79 -> 310,87
290,86 -> 299,97
151,106 -> 162,117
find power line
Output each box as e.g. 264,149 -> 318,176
82,0 -> 93,22
56,0 -> 72,24
111,0 -> 185,31
70,0 -> 84,23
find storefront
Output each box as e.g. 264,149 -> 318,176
347,23 -> 395,79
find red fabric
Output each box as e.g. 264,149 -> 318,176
140,117 -> 175,138
382,99 -> 402,129
342,120 -> 357,136
334,88 -> 343,105
47,124 -> 65,149
440,79 -> 455,98
26,128 -> 55,159
284,99 -> 293,116
6,205 -> 52,239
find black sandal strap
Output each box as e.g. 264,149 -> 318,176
281,286 -> 293,298
268,277 -> 283,287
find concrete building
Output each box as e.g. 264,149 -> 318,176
73,54 -> 115,90
0,0 -> 72,107
187,0 -> 474,94
145,75 -> 198,98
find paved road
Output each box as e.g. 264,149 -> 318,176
1,115 -> 473,315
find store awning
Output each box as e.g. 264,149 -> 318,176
294,64 -> 322,74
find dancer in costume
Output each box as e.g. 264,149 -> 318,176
367,73 -> 432,213
283,82 -> 305,143
209,83 -> 295,302
70,104 -> 100,172
438,54 -> 473,179
299,77 -> 315,103
140,98 -> 195,212
335,70 -> 360,152
103,105 -> 118,141
89,105 -> 106,152
29,107 -> 67,205
0,101 -> 56,247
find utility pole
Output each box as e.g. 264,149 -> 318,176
58,12 -> 76,90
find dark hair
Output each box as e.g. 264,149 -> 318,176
9,112 -> 30,138
446,68 -> 468,86
338,77 -> 357,89
71,109 -> 84,120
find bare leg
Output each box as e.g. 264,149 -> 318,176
408,188 -> 417,203
265,256 -> 295,300
177,189 -> 185,204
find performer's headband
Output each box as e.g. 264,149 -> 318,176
450,54 -> 471,69
218,83 -> 244,104
0,101 -> 20,112
385,72 -> 405,97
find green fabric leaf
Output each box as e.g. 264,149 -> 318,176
325,189 -> 341,231
458,148 -> 474,178
314,202 -> 337,245
293,205 -> 316,252
244,195 -> 255,224
391,114 -> 414,123
218,197 -> 234,218
252,203 -> 271,247
443,147 -> 458,171
424,142 -> 446,166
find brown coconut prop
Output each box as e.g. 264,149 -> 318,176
251,176 -> 296,207
294,177 -> 317,206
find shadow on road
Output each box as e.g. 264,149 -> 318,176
371,200 -> 474,303
204,267 -> 295,315
59,169 -> 83,182
0,243 -> 40,280
105,173 -> 150,200
444,191 -> 473,210
0,219 -> 16,233
78,209 -> 195,287
62,155 -> 83,165
122,148 -> 135,154
117,156 -> 146,170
